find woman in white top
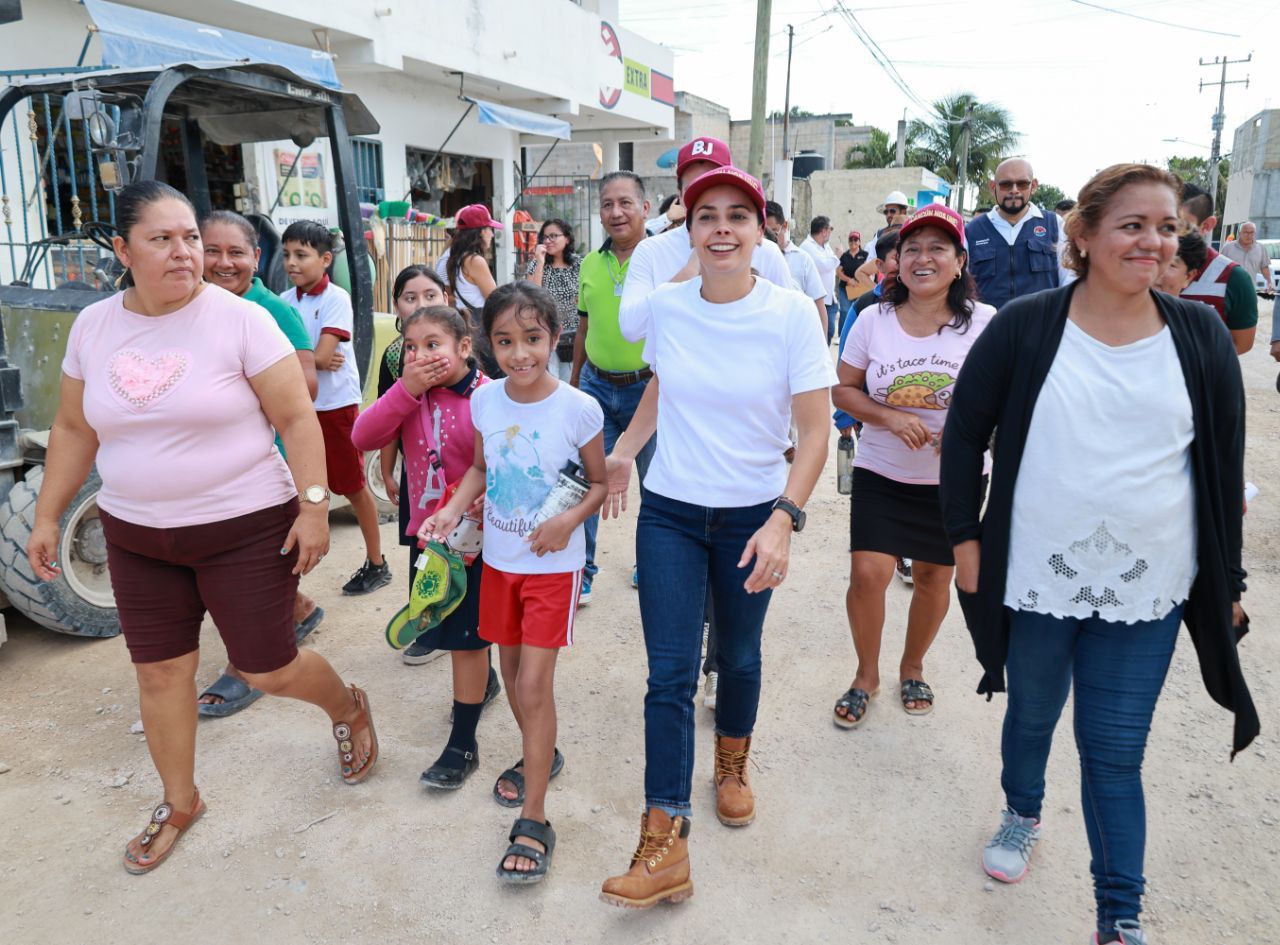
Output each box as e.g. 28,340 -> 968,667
941,164 -> 1252,944
447,204 -> 502,375
597,166 -> 835,908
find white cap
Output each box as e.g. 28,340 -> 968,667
878,191 -> 910,212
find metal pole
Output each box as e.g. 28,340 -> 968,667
956,102 -> 974,212
782,24 -> 794,160
747,0 -> 773,179
1199,53 -> 1250,218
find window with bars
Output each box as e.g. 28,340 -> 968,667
352,137 -> 385,204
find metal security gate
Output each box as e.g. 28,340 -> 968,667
510,173 -> 598,276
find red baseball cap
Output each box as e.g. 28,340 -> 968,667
682,166 -> 766,220
454,204 -> 504,230
849,230 -> 862,241
898,203 -> 966,250
676,136 -> 732,181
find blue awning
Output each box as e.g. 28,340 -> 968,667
83,0 -> 340,89
470,98 -> 570,141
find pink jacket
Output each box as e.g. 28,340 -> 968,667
351,371 -> 487,540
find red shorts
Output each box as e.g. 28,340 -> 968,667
479,565 -> 581,649
100,500 -> 300,672
318,405 -> 365,495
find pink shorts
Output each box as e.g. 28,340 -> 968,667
479,565 -> 581,649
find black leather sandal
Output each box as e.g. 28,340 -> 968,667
420,745 -> 479,790
833,686 -> 878,729
496,817 -> 556,885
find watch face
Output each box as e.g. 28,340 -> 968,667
305,486 -> 327,504
794,509 -> 807,532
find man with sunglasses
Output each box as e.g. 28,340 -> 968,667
965,158 -> 1071,310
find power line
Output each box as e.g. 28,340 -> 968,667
1067,0 -> 1241,38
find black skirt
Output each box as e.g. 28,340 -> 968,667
406,550 -> 489,651
849,467 -> 957,566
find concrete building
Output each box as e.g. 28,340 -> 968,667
791,167 -> 952,253
730,113 -> 874,176
1224,109 -> 1280,238
0,0 -> 674,287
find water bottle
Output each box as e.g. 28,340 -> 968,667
836,434 -> 855,495
528,461 -> 591,530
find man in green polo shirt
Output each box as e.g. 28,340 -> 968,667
570,171 -> 654,603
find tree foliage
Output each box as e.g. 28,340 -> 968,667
844,126 -> 897,169
907,93 -> 1020,189
1166,155 -> 1229,215
1031,182 -> 1066,209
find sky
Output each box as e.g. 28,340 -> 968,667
618,0 -> 1278,197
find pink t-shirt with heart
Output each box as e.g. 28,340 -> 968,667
62,284 -> 298,527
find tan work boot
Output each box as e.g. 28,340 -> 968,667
714,734 -> 755,826
599,808 -> 693,909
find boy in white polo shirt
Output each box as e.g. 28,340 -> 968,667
281,221 -> 390,595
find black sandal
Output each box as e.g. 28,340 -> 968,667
833,687 -> 877,729
492,747 -> 565,809
419,745 -> 479,790
900,679 -> 935,716
496,817 -> 556,885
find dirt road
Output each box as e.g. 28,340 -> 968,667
3,330 -> 1278,945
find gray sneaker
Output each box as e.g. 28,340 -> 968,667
983,806 -> 1041,883
1091,920 -> 1149,945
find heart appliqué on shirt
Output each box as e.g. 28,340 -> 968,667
107,348 -> 190,410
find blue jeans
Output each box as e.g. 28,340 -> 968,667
824,301 -> 838,344
1002,605 -> 1182,933
836,288 -> 853,334
637,489 -> 774,815
579,362 -> 655,581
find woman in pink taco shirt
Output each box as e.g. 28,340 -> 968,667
28,181 -> 380,876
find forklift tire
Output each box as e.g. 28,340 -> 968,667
0,465 -> 120,637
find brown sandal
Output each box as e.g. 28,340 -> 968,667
123,789 -> 206,875
334,685 -> 379,784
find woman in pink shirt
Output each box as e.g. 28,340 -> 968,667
28,181 -> 380,875
831,205 -> 996,727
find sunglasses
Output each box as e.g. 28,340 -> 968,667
996,179 -> 1033,191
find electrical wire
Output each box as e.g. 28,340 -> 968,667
1066,0 -> 1242,37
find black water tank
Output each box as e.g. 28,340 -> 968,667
792,150 -> 825,179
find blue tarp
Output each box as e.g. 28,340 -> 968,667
472,98 -> 571,141
83,0 -> 340,89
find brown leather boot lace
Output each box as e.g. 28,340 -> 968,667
714,741 -> 749,786
631,819 -> 680,869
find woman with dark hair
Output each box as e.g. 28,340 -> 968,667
941,164 -> 1254,945
29,180 -> 379,875
524,218 -> 581,381
830,204 -> 995,728
446,204 -> 503,376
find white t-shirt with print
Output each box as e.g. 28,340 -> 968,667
290,281 -> 363,410
470,379 -> 604,574
623,277 -> 837,508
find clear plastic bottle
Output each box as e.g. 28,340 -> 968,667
836,434 -> 855,495
528,461 -> 591,530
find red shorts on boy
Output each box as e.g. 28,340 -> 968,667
317,404 -> 365,495
479,564 -> 581,648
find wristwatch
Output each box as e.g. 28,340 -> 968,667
772,496 -> 806,533
302,485 -> 331,506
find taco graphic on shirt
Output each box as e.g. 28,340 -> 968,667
879,371 -> 955,409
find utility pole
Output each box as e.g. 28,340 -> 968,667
895,108 -> 907,167
1199,53 -> 1251,215
955,101 -> 975,212
747,0 -> 773,180
782,24 -> 794,159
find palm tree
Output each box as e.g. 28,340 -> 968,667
844,126 -> 896,169
907,93 -> 1020,190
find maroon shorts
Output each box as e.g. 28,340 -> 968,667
318,405 -> 366,496
100,500 -> 301,673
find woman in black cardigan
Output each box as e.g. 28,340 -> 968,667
940,164 -> 1255,945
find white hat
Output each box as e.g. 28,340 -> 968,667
878,191 -> 911,212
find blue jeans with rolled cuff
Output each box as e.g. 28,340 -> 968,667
637,488 -> 775,816
1001,605 -> 1182,934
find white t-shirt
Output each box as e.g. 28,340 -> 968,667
1005,321 -> 1196,624
840,301 -> 996,485
470,379 -> 604,574
289,279 -> 363,410
434,250 -> 449,284
619,222 -> 793,332
799,236 -> 840,304
623,277 -> 836,508
783,243 -> 826,300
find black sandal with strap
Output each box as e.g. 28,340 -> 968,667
420,745 -> 479,790
900,678 -> 935,716
496,817 -> 556,884
492,747 -> 565,808
833,687 -> 877,729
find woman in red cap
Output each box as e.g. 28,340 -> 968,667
598,166 -> 834,908
447,204 -> 504,375
831,204 -> 995,728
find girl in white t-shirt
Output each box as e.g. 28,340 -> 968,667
599,166 -> 835,908
420,282 -> 606,886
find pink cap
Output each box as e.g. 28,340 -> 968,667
454,204 -> 504,230
898,203 -> 966,250
682,166 -> 766,219
676,136 -> 732,181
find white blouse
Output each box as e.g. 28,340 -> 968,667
1004,320 -> 1197,624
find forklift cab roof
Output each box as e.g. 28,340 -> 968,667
0,62 -> 380,146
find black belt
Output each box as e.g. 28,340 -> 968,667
589,362 -> 653,386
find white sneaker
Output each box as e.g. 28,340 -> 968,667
895,557 -> 914,585
982,806 -> 1041,883
703,671 -> 718,710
